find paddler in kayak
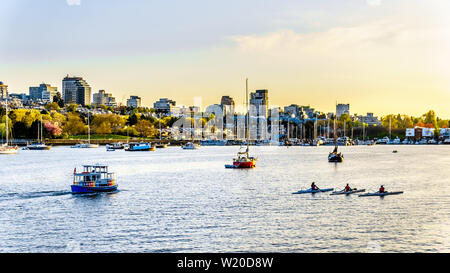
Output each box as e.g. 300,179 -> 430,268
311,182 -> 319,191
344,183 -> 352,192
379,185 -> 386,193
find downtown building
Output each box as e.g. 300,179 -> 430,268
249,89 -> 269,140
62,75 -> 92,106
336,103 -> 350,117
127,95 -> 142,108
220,95 -> 235,116
93,90 -> 117,107
153,98 -> 176,114
29,83 -> 59,102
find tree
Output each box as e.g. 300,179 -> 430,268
91,114 -> 126,134
53,92 -> 65,108
64,113 -> 86,135
66,104 -> 78,113
127,113 -> 139,126
134,119 -> 158,138
45,102 -> 60,111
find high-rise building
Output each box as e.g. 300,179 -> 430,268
62,75 -> 92,106
153,98 -> 176,114
220,95 -> 235,116
250,90 -> 269,117
0,81 -> 8,99
29,83 -> 58,102
127,95 -> 142,108
93,90 -> 117,107
250,89 -> 269,140
336,103 -> 350,117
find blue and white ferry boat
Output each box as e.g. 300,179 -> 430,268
71,164 -> 118,193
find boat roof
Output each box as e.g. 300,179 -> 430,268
82,164 -> 109,168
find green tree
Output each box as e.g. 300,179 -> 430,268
64,113 -> 86,135
134,119 -> 158,138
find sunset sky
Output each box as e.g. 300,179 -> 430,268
1,0 -> 450,117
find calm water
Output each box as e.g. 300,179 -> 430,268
0,145 -> 449,253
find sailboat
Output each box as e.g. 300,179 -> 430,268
225,78 -> 257,169
71,112 -> 99,148
25,114 -> 51,150
0,93 -> 19,154
328,115 -> 344,163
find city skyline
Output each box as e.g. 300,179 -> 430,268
1,0 -> 450,117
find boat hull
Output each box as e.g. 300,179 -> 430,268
359,191 -> 403,197
71,184 -> 118,194
232,161 -> 256,168
27,146 -> 51,150
292,188 -> 334,194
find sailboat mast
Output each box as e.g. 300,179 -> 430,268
5,92 -> 8,145
88,112 -> 90,144
40,114 -> 43,143
246,78 -> 249,151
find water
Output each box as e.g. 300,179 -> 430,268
0,145 -> 449,253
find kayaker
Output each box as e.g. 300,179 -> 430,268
379,185 -> 385,193
344,184 -> 352,192
311,182 -> 319,190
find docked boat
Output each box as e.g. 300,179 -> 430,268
225,78 -> 257,169
155,143 -> 167,148
106,142 -> 125,150
182,142 -> 200,150
71,112 -> 99,149
71,164 -> 118,194
71,143 -> 100,148
125,142 -> 154,151
26,115 -> 51,150
0,94 -> 19,155
377,136 -> 390,144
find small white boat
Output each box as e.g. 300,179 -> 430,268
182,142 -> 200,150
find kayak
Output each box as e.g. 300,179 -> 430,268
292,188 -> 334,194
358,191 -> 403,197
330,189 -> 365,195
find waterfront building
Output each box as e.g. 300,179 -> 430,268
153,98 -> 176,114
127,95 -> 142,108
29,83 -> 58,102
93,90 -> 117,107
0,81 -> 8,99
62,75 -> 92,106
336,103 -> 350,117
356,112 -> 381,126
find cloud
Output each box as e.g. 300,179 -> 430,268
66,0 -> 81,6
366,0 -> 382,6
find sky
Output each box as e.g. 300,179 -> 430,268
1,0 -> 450,117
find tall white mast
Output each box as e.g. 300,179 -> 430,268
5,92 -> 8,145
88,112 -> 90,144
246,78 -> 249,152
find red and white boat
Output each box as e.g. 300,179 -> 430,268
225,78 -> 257,169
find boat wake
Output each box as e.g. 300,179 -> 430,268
0,190 -> 72,201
